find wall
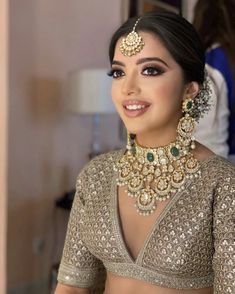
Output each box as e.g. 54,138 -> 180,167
0,0 -> 8,293
8,0 -> 122,293
182,0 -> 197,21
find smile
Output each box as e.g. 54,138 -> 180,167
122,100 -> 150,117
125,104 -> 147,110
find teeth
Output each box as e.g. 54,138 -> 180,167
126,104 -> 146,110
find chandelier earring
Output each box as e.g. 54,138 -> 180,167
177,97 -> 196,150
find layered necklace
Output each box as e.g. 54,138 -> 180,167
114,108 -> 201,216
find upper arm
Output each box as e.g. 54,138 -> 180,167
54,282 -> 89,294
57,168 -> 106,292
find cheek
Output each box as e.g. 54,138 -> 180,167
147,83 -> 184,120
151,77 -> 184,105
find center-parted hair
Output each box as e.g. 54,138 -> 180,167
109,11 -> 205,85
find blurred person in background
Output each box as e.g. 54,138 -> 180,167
193,0 -> 235,162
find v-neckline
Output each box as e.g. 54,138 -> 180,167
110,149 -> 219,265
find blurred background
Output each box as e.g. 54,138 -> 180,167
0,0 -> 234,293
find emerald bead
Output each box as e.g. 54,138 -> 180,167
170,146 -> 179,157
147,152 -> 154,162
187,101 -> 193,109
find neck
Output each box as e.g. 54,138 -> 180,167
135,127 -> 178,148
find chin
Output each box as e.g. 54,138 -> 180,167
125,125 -> 149,136
122,118 -> 148,132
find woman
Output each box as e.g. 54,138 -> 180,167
55,12 -> 235,294
193,0 -> 235,160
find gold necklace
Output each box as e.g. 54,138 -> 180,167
114,135 -> 201,216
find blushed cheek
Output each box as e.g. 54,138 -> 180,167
158,82 -> 184,104
151,86 -> 182,119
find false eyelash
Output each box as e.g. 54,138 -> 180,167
107,69 -> 124,79
142,65 -> 165,76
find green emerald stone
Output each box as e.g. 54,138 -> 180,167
170,146 -> 179,157
147,152 -> 154,162
187,101 -> 193,109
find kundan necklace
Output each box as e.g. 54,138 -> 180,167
114,135 -> 200,216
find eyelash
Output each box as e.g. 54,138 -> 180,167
107,66 -> 164,79
107,69 -> 124,78
142,66 -> 164,76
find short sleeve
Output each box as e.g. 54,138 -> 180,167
57,167 -> 106,292
213,169 -> 235,293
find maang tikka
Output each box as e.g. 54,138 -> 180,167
120,18 -> 145,56
114,97 -> 201,216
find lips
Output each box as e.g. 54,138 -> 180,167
122,100 -> 151,118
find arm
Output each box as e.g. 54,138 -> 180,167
57,167 -> 106,293
54,282 -> 89,294
213,165 -> 235,293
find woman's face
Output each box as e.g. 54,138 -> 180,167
111,31 -> 195,146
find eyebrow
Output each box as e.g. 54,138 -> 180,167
112,57 -> 169,67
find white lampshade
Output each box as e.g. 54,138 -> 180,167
67,68 -> 115,114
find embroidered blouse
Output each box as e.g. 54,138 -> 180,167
57,149 -> 235,293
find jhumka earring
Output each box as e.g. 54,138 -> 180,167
177,97 -> 196,150
119,18 -> 144,56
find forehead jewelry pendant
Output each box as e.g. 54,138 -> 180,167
120,18 -> 145,57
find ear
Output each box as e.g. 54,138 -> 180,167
184,81 -> 200,99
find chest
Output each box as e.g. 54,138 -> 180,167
118,185 -> 171,260
83,175 -> 214,269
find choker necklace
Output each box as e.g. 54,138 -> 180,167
114,101 -> 201,216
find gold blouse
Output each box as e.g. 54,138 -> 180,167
58,150 -> 235,294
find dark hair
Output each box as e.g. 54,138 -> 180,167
193,0 -> 235,77
109,11 -> 205,84
193,0 -> 235,51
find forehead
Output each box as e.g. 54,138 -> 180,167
113,31 -> 176,64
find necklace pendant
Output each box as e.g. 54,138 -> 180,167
128,173 -> 144,192
171,169 -> 185,188
136,188 -> 156,216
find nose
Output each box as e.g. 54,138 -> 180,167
121,73 -> 140,96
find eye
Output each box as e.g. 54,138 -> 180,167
142,66 -> 164,76
107,69 -> 125,79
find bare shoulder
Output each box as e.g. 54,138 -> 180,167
193,141 -> 215,162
